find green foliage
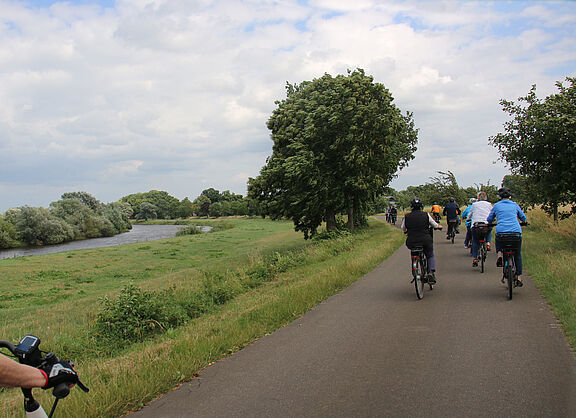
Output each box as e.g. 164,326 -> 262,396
175,225 -> 203,236
193,195 -> 211,217
490,77 -> 576,220
136,202 -> 158,221
209,201 -> 223,217
4,206 -> 75,246
95,284 -> 185,344
248,68 -> 418,238
0,217 -> 18,249
121,190 -> 181,219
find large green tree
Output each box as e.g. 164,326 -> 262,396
248,69 -> 418,238
489,77 -> 576,221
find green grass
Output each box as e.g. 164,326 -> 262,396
0,217 -> 404,417
522,209 -> 576,349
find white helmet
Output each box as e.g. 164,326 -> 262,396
469,198 -> 477,204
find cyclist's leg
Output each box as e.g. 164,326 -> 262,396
515,237 -> 523,282
471,228 -> 480,258
495,235 -> 503,266
423,243 -> 436,280
464,225 -> 471,247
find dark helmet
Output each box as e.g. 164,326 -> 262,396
449,197 -> 455,202
498,187 -> 512,199
410,198 -> 423,210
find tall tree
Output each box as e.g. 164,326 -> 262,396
490,77 -> 576,221
248,69 -> 418,238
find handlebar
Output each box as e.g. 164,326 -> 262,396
0,336 -> 89,397
485,222 -> 529,227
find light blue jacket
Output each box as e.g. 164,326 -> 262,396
462,205 -> 472,227
487,199 -> 527,234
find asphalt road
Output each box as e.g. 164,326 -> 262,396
131,221 -> 576,417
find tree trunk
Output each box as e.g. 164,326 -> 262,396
553,202 -> 559,224
347,204 -> 354,231
325,209 -> 337,232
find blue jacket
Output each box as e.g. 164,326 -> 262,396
487,199 -> 527,234
462,205 -> 472,227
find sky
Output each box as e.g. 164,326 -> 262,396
0,0 -> 575,212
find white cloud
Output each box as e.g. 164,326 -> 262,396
0,0 -> 574,211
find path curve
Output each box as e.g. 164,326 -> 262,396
131,220 -> 576,417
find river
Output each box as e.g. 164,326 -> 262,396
0,224 -> 209,260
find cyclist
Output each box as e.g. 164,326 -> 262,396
443,197 -> 461,239
0,352 -> 79,389
389,205 -> 398,223
486,187 -> 527,286
468,191 -> 493,267
401,198 -> 443,284
430,202 -> 441,222
461,198 -> 477,249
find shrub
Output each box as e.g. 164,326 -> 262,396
175,225 -> 203,236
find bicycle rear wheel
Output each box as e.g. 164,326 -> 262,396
480,243 -> 486,273
413,258 -> 425,300
505,256 -> 514,300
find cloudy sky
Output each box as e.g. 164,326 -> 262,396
0,0 -> 575,212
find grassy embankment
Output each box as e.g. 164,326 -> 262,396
0,217 -> 404,417
523,208 -> 576,349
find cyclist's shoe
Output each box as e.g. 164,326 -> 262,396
421,275 -> 428,283
496,257 -> 503,267
486,242 -> 491,251
446,235 -> 450,240
455,229 -> 460,234
515,279 -> 523,287
472,258 -> 479,267
427,272 -> 437,284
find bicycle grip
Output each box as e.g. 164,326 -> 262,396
53,382 -> 70,399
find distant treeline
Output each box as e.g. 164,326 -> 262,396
0,189 -> 265,249
120,188 -> 263,220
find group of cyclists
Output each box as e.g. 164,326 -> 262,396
401,187 -> 527,286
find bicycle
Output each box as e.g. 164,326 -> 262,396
447,219 -> 458,244
431,212 -> 441,223
0,335 -> 89,417
489,222 -> 529,300
410,246 -> 434,299
472,222 -> 492,273
389,213 -> 397,225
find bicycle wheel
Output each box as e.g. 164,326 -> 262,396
413,258 -> 425,300
505,256 -> 514,300
480,243 -> 485,273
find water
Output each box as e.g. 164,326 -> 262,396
0,225 -> 210,260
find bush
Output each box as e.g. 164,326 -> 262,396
0,218 -> 18,249
175,225 -> 203,236
95,284 -> 183,343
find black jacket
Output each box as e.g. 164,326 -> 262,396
404,209 -> 433,247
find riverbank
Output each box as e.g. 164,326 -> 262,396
0,224 -> 186,259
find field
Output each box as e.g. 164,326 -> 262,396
0,217 -> 404,417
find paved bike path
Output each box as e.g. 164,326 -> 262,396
132,221 -> 576,417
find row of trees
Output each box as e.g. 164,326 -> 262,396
120,188 -> 262,220
0,192 -> 132,248
378,171 -> 499,211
